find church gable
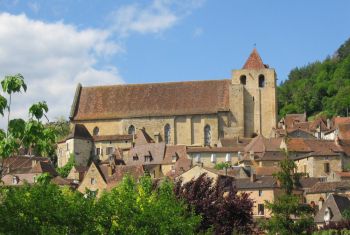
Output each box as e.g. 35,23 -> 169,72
71,79 -> 231,121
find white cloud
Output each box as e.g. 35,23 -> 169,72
0,13 -> 124,126
110,0 -> 205,36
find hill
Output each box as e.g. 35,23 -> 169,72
278,38 -> 350,119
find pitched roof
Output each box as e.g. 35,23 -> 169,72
106,165 -> 144,190
314,194 -> 350,223
135,129 -> 154,146
333,117 -> 350,127
219,137 -> 252,148
65,124 -> 92,141
255,166 -> 280,176
244,135 -> 282,153
2,156 -> 50,174
72,79 -> 231,121
242,48 -> 266,70
234,176 -> 278,189
93,134 -> 133,142
283,113 -> 307,129
127,142 -> 166,166
338,123 -> 350,140
186,146 -> 243,153
163,145 -> 187,164
307,181 -> 350,194
31,161 -> 58,176
299,177 -> 321,189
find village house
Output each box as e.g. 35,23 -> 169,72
305,181 -> 350,206
314,194 -> 350,228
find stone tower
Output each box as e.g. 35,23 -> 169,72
231,48 -> 277,137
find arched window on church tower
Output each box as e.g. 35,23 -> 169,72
240,75 -> 246,85
204,125 -> 211,146
93,126 -> 99,136
164,124 -> 171,144
259,74 -> 265,88
128,125 -> 135,135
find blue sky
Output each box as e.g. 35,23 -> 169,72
0,0 -> 349,121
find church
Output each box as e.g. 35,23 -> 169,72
69,49 -> 277,147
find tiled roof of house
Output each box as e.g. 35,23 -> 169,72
307,181 -> 350,194
333,117 -> 350,127
234,176 -> 278,190
283,113 -> 307,129
106,165 -> 144,190
338,123 -> 350,140
242,48 -> 266,70
335,171 -> 350,178
71,79 -> 231,121
31,161 -> 58,176
255,151 -> 286,161
219,137 -> 251,148
163,145 -> 187,165
244,135 -> 282,153
255,166 -> 280,176
135,129 -> 154,146
309,117 -> 328,132
299,177 -> 321,189
127,142 -> 166,166
93,134 -> 133,142
314,194 -> 350,223
2,156 -> 50,174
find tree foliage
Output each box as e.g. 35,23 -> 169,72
278,38 -> 350,118
0,175 -> 200,235
56,154 -> 75,178
174,173 -> 254,234
261,156 -> 315,234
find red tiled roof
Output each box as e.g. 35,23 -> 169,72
283,113 -> 307,129
244,135 -> 282,153
135,129 -> 154,146
338,123 -> 350,140
242,48 -> 266,70
72,80 -> 231,121
163,145 -> 187,164
186,146 -> 242,153
93,134 -> 133,142
106,165 -> 144,190
333,117 -> 350,127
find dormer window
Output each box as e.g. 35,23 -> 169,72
144,155 -> 153,162
93,127 -> 99,136
133,155 -> 139,161
172,153 -> 179,163
128,125 -> 135,135
258,74 -> 265,88
240,75 -> 246,85
90,178 -> 97,185
12,176 -> 18,185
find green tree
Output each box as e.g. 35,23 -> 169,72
0,74 -> 57,178
261,154 -> 315,234
56,153 -> 75,178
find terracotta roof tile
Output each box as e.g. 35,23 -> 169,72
255,166 -> 280,176
338,123 -> 350,140
333,117 -> 350,127
242,48 -> 266,70
234,176 -> 278,189
219,137 -> 251,148
186,146 -> 242,153
244,135 -> 282,153
307,181 -> 350,194
72,80 -> 231,121
106,165 -> 144,190
127,142 -> 166,166
93,134 -> 133,142
163,145 -> 187,165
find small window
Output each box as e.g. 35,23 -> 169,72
195,154 -> 201,163
258,204 -> 264,215
164,124 -> 171,144
144,155 -> 153,162
258,74 -> 265,88
93,127 -> 99,136
128,125 -> 135,135
172,154 -> 178,163
12,176 -> 18,185
240,75 -> 246,85
91,178 -> 97,185
225,153 -> 231,162
95,148 -> 101,156
258,190 -> 262,197
204,125 -> 211,146
210,153 -> 216,163
324,163 -> 330,173
133,155 -> 139,161
106,147 -> 114,155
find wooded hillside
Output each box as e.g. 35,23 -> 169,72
278,38 -> 350,119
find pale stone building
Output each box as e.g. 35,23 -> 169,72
69,49 -> 277,147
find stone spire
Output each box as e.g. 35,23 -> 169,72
242,48 -> 265,70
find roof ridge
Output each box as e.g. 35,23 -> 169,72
82,79 -> 231,89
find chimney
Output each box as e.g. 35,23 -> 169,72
249,151 -> 255,160
250,173 -> 256,182
318,197 -> 324,210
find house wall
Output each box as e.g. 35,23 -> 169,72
77,163 -> 107,198
187,152 -> 239,168
295,155 -> 343,182
93,140 -> 131,161
177,166 -> 219,184
238,189 -> 276,218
